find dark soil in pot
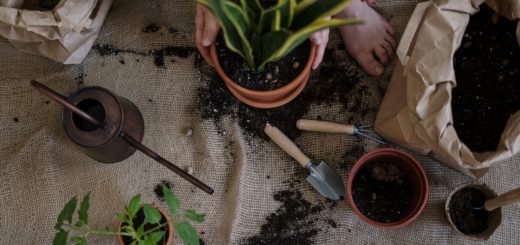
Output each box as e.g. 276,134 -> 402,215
352,161 -> 413,223
121,208 -> 170,245
452,4 -> 520,153
216,36 -> 310,91
448,187 -> 489,235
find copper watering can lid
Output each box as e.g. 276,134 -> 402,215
30,80 -> 214,195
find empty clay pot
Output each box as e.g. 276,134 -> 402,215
209,42 -> 316,109
445,183 -> 502,240
347,148 -> 429,229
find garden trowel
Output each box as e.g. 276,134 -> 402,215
264,124 -> 345,200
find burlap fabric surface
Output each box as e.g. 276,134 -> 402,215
1,0 -> 519,244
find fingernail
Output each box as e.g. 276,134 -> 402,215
202,38 -> 212,47
313,36 -> 321,45
376,66 -> 384,75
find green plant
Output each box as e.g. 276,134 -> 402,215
197,0 -> 361,71
53,185 -> 205,245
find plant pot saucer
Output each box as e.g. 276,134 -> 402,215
209,42 -> 316,109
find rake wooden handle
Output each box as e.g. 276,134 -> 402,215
485,187 -> 520,211
296,119 -> 355,134
264,124 -> 310,168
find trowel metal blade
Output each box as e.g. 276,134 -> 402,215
306,161 -> 345,200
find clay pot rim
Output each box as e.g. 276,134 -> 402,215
209,39 -> 316,100
224,71 -> 310,109
347,148 -> 429,229
117,205 -> 174,245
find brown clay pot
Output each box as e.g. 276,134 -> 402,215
209,42 -> 316,109
347,148 -> 429,229
117,206 -> 174,245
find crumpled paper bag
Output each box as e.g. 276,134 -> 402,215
0,0 -> 112,64
374,0 -> 520,178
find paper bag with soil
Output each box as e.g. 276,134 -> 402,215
374,0 -> 520,178
0,0 -> 112,64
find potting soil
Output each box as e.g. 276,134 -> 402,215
452,4 -> 520,153
351,162 -> 413,223
448,187 -> 489,235
216,37 -> 310,91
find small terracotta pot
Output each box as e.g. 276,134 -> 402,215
209,42 -> 316,109
347,148 -> 429,229
117,206 -> 174,245
445,183 -> 502,240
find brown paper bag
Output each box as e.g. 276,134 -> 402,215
375,0 -> 520,178
0,0 -> 112,64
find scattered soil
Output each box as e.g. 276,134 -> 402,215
243,190 -> 323,245
92,44 -> 146,56
150,46 -> 196,67
452,4 -> 520,152
154,180 -> 173,201
92,44 -> 195,68
121,208 -> 170,245
197,45 -> 365,141
326,218 -> 337,228
143,23 -> 161,33
216,37 -> 309,90
352,162 -> 413,223
448,187 -> 489,234
168,28 -> 179,35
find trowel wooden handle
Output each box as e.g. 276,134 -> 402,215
296,119 -> 355,134
264,124 -> 311,168
485,187 -> 520,211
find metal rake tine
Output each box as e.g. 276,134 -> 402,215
357,125 -> 372,130
355,130 -> 388,145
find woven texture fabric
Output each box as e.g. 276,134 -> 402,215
0,0 -> 519,244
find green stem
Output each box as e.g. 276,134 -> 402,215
63,223 -> 132,237
141,222 -> 168,236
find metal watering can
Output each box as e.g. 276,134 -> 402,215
31,81 -> 214,195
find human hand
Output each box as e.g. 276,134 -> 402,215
195,4 -> 220,66
310,17 -> 331,70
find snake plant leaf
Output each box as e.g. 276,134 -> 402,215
281,0 -> 297,28
240,0 -> 261,26
222,1 -> 255,67
197,0 -> 248,61
200,0 -> 358,71
256,30 -> 292,71
292,0 -> 352,29
259,18 -> 363,69
295,0 -> 318,14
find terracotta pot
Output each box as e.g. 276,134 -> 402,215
117,206 -> 174,245
209,42 -> 316,109
347,148 -> 429,229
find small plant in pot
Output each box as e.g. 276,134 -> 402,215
197,0 -> 361,108
52,185 -> 204,245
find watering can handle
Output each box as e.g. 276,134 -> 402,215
264,124 -> 310,168
296,119 -> 355,134
485,187 -> 520,211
